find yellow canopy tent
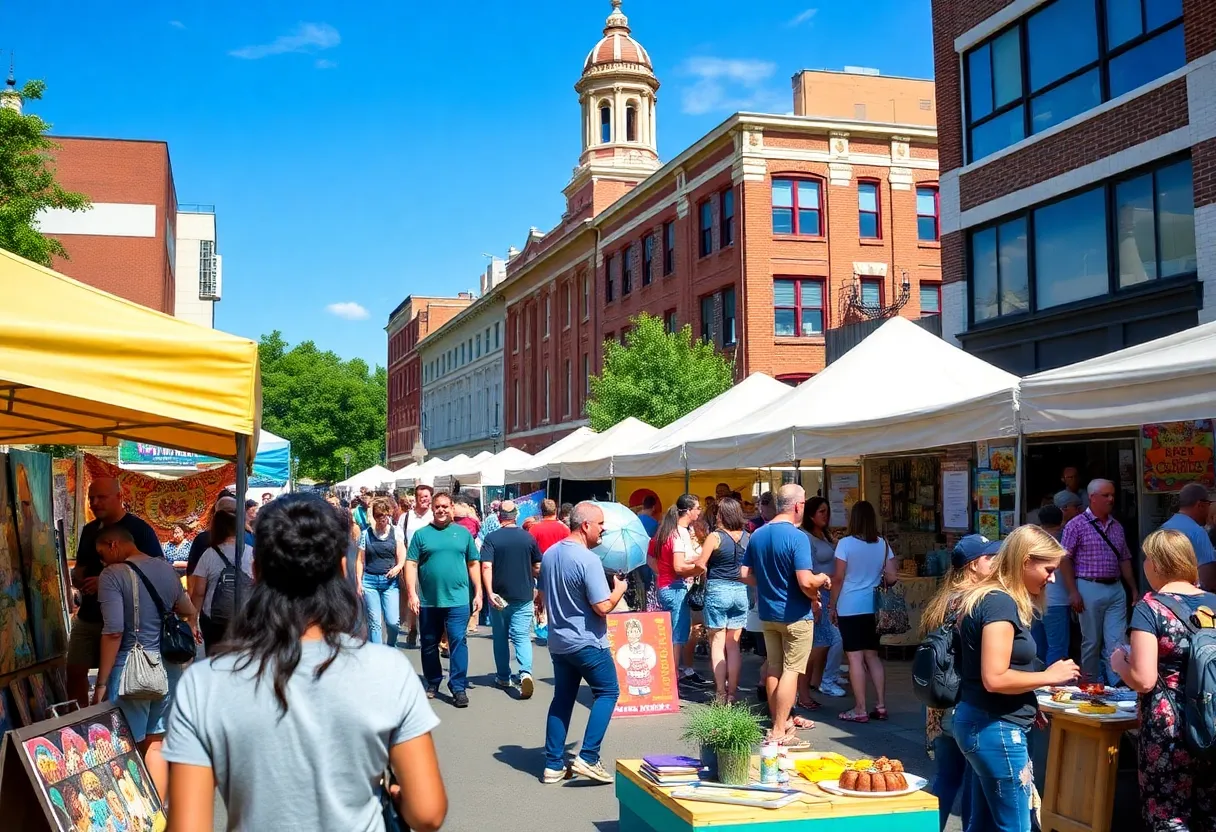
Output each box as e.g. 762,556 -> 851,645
0,249 -> 260,462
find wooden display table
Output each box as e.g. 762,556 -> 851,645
1041,710 -> 1137,832
615,759 -> 937,831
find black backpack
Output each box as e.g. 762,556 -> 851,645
912,622 -> 961,709
1151,593 -> 1216,760
209,546 -> 254,622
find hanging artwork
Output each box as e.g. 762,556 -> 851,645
0,454 -> 35,674
83,454 -> 235,543
50,459 -> 78,573
9,450 -> 69,662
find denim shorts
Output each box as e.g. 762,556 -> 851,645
657,582 -> 691,645
702,580 -> 749,630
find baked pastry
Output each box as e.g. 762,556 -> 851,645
837,758 -> 908,792
1051,691 -> 1073,703
1079,700 -> 1116,715
840,769 -> 859,790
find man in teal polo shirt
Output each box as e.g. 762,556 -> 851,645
407,490 -> 482,708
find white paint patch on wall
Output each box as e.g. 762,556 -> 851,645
36,203 -> 157,237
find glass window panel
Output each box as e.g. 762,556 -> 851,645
971,228 -> 999,322
772,179 -> 793,208
798,209 -> 820,236
1105,0 -> 1143,48
1146,0 -> 1182,30
773,208 -> 793,234
859,212 -> 879,239
992,28 -> 1023,108
918,216 -> 939,242
967,43 -> 994,120
774,308 -> 796,337
1156,159 -> 1196,278
970,106 -> 1026,160
999,218 -> 1030,314
1027,0 -> 1097,91
1034,188 -> 1108,309
723,189 -> 734,217
861,281 -> 881,306
1030,69 -> 1101,133
797,180 -> 819,208
1115,173 -> 1157,287
700,201 -> 713,228
920,285 -> 941,314
916,188 -> 936,215
773,279 -> 797,306
1108,25 -> 1185,99
801,309 -> 824,335
858,184 -> 878,212
801,281 -> 823,308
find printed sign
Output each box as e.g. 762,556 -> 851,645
118,442 -> 207,468
1142,421 -> 1216,493
513,489 -> 547,523
827,469 -> 860,529
605,611 -> 679,718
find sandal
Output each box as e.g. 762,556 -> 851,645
766,731 -> 811,749
868,707 -> 889,721
837,710 -> 870,723
789,715 -> 816,730
796,695 -> 821,711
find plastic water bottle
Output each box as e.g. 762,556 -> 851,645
759,742 -> 779,784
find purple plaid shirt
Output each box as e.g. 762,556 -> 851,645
1060,509 -> 1131,580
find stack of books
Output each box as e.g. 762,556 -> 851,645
640,755 -> 705,786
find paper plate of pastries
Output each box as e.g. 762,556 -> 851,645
817,757 -> 928,798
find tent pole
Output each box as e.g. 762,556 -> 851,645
1013,430 -> 1024,527
234,434 -> 248,611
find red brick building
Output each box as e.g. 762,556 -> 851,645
39,137 -> 178,314
386,294 -> 474,467
501,1 -> 941,452
932,0 -> 1215,373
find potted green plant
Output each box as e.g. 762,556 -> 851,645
680,702 -> 765,785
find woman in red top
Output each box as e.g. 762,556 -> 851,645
648,494 -> 708,688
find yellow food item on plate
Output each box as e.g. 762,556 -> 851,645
1078,702 -> 1117,715
850,759 -> 874,771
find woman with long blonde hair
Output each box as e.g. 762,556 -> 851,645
954,525 -> 1079,832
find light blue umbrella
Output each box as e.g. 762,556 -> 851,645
591,500 -> 652,574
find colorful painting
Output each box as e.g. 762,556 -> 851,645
988,445 -> 1017,476
26,672 -> 53,722
10,450 -> 70,662
51,457 -> 78,571
0,454 -> 35,673
977,511 -> 1000,541
1142,421 -> 1216,493
977,470 -> 1001,511
19,706 -> 166,832
84,454 -> 235,543
606,611 -> 679,718
512,488 -> 547,523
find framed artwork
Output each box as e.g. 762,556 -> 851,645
9,450 -> 69,662
0,454 -> 36,673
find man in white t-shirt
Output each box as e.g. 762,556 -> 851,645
398,485 -> 433,647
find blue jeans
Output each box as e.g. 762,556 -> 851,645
420,605 -> 471,693
362,573 -> 401,647
1031,605 -> 1071,666
492,600 -> 534,682
657,582 -> 691,645
954,701 -> 1033,832
544,645 -> 619,770
107,652 -> 184,743
932,731 -> 973,831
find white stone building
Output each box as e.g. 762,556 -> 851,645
174,206 -> 221,328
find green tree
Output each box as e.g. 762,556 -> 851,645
0,80 -> 89,266
258,331 -> 387,482
587,312 -> 734,431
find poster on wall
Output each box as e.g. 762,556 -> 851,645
9,451 -> 69,663
605,611 -> 678,718
988,445 -> 1016,476
941,468 -> 970,531
513,489 -> 546,523
977,512 -> 1000,541
1141,421 -> 1216,493
83,455 -> 235,543
827,469 -> 860,529
977,470 -> 1001,511
0,702 -> 167,832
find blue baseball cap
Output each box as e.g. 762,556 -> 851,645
951,534 -> 992,569
980,540 -> 1003,556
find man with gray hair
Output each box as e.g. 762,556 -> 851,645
480,500 -> 542,698
1060,478 -> 1136,684
1160,482 -> 1216,590
741,483 -> 829,746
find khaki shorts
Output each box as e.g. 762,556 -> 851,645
66,617 -> 103,668
762,619 -> 814,674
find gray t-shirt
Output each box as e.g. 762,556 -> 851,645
803,530 -> 836,573
99,553 -> 186,656
539,538 -> 611,655
163,636 -> 439,832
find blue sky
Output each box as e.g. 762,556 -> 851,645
19,0 -> 933,366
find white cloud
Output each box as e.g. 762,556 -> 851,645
678,57 -> 785,116
229,22 -> 340,60
169,20 -> 186,29
315,58 -> 338,69
326,302 -> 369,321
786,8 -> 818,27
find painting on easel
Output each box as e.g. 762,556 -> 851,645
0,454 -> 35,674
9,450 -> 69,662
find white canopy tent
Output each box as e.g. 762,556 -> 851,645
336,464 -> 396,491
433,451 -> 495,490
504,426 -> 596,483
685,317 -> 1020,469
1019,320 -> 1216,435
554,417 -> 660,480
611,373 -> 791,478
449,446 -> 536,486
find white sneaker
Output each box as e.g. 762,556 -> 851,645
541,767 -> 570,784
519,673 -> 535,700
819,680 -> 847,698
569,757 -> 613,784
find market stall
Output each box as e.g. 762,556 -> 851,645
502,426 -> 596,484
336,465 -> 396,493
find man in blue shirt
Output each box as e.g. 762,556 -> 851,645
741,484 -> 830,745
1160,482 -> 1216,590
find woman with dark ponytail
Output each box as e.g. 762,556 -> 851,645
163,494 -> 447,832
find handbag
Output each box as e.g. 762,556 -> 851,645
874,541 -> 910,636
379,768 -> 411,831
117,568 -> 169,700
687,576 -> 706,611
127,561 -> 197,664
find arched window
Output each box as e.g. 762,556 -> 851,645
626,102 -> 637,142
599,103 -> 612,143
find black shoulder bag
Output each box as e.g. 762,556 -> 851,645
127,561 -> 197,664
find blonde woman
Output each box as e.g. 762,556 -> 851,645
954,526 -> 1080,832
1111,529 -> 1216,832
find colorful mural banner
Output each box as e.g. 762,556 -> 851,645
117,442 -> 206,468
605,611 -> 679,718
9,451 -> 70,663
1142,420 -> 1216,493
83,455 -> 235,544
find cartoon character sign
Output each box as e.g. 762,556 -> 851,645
605,611 -> 678,717
615,617 -> 658,695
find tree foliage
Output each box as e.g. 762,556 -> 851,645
0,80 -> 89,266
258,331 -> 387,482
587,312 -> 734,431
